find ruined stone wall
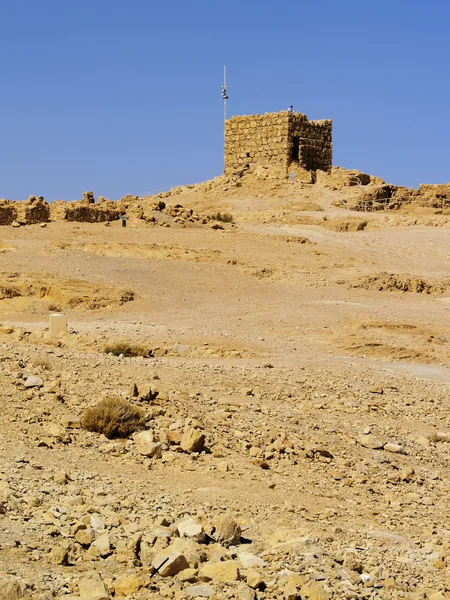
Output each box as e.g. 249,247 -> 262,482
336,182 -> 450,212
16,197 -> 51,224
289,116 -> 332,172
224,110 -> 333,177
224,112 -> 290,177
0,200 -> 18,225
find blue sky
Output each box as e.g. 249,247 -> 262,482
0,0 -> 449,200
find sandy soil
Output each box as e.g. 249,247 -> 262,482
1,183 -> 450,599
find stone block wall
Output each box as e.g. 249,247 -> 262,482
224,110 -> 332,177
0,200 -> 18,225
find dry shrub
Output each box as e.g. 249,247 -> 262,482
211,212 -> 234,223
81,398 -> 146,439
103,341 -> 151,357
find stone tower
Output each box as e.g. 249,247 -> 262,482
224,110 -> 332,179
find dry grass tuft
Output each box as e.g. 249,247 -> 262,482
211,212 -> 234,223
103,341 -> 151,357
81,398 -> 146,439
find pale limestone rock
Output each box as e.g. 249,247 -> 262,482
184,584 -> 215,598
384,442 -> 405,454
51,544 -> 69,565
246,568 -> 264,589
114,573 -> 145,597
152,547 -> 189,577
359,434 -> 384,449
300,580 -> 330,600
135,431 -> 162,458
213,514 -> 241,546
75,527 -> 95,547
92,533 -> 112,557
78,571 -> 111,600
24,375 -> 43,388
61,415 -> 81,428
199,559 -> 240,583
238,551 -> 266,568
171,537 -> 207,568
180,428 -> 206,453
175,516 -> 205,542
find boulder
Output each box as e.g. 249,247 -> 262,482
185,584 -> 215,598
175,516 -> 205,542
152,547 -> 189,577
180,428 -> 206,453
135,431 -> 162,458
199,560 -> 240,583
24,375 -> 43,388
78,571 -> 111,600
213,514 -> 241,546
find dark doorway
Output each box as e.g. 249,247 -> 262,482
292,136 -> 300,161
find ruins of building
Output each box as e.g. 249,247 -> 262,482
224,110 -> 332,178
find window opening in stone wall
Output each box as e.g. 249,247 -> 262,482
292,137 -> 300,161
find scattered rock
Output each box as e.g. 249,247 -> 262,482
152,547 -> 190,577
213,514 -> 241,546
77,571 -> 111,600
359,434 -> 384,449
24,375 -> 43,388
184,584 -> 215,598
176,516 -> 206,542
199,559 -> 240,583
180,428 -> 206,453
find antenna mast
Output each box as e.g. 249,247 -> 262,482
222,65 -> 229,165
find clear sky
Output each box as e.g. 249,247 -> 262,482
1,0 -> 449,201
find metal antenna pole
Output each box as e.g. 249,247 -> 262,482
222,65 -> 229,168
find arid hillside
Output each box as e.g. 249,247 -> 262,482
1,170 -> 450,600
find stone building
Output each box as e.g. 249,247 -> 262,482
224,110 -> 332,179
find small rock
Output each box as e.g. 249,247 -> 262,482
61,415 -> 81,428
199,559 -> 240,583
246,569 -> 264,589
53,470 -> 68,485
51,544 -> 69,565
238,552 -> 266,568
300,580 -> 330,600
184,584 -> 215,598
359,434 -> 384,450
135,431 -> 162,458
384,442 -> 405,454
176,516 -> 205,542
400,466 -> 415,481
78,571 -> 111,600
92,533 -> 112,557
24,375 -> 43,388
176,568 -> 198,583
75,527 -> 95,547
114,573 -> 145,597
213,514 -> 241,546
152,547 -> 189,577
180,428 -> 206,453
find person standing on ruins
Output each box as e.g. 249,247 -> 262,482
288,105 -> 294,113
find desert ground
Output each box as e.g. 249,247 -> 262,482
1,173 -> 450,600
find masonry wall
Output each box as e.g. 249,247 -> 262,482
224,110 -> 332,177
225,112 -> 291,176
289,115 -> 332,172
